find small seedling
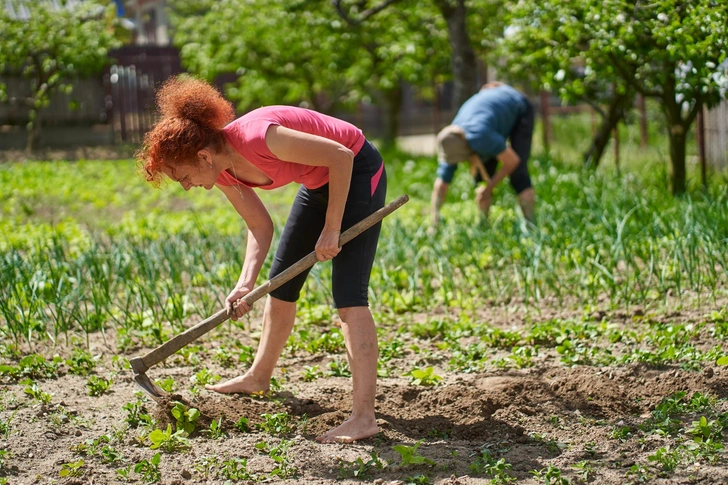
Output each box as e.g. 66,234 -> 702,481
23,382 -> 52,405
405,474 -> 432,485
302,365 -> 323,382
530,465 -> 571,484
87,375 -> 113,396
234,416 -> 250,433
148,424 -> 190,452
206,417 -> 226,439
59,459 -> 85,477
255,439 -> 297,479
191,368 -> 220,386
404,366 -> 443,386
65,349 -> 98,376
134,453 -> 161,483
123,399 -> 153,428
337,451 -> 386,479
257,412 -> 293,436
154,376 -> 176,393
220,456 -> 255,480
393,440 -> 435,467
469,449 -> 516,483
327,357 -> 351,377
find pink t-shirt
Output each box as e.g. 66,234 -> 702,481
218,106 -> 366,190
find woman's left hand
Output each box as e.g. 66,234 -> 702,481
315,227 -> 341,261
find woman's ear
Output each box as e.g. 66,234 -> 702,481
197,149 -> 213,168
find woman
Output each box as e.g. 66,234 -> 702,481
139,76 -> 386,443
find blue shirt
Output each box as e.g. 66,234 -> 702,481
437,85 -> 528,183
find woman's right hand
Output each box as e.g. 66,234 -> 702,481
226,286 -> 253,320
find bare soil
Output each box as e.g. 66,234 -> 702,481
1,302 -> 727,485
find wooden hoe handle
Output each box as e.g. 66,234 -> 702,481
132,194 -> 409,372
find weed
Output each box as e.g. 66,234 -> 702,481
647,446 -> 680,474
255,439 -> 298,478
405,474 -> 432,485
625,463 -> 652,483
0,354 -> 60,380
190,368 -> 220,387
123,399 -> 153,428
572,461 -> 594,482
193,455 -> 220,478
154,376 -> 176,393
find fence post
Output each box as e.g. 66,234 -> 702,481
540,90 -> 551,154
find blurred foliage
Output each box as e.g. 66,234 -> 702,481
0,0 -> 124,150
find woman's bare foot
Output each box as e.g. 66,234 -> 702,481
316,416 -> 379,444
205,373 -> 269,394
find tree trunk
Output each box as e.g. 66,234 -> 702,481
434,0 -> 478,109
381,84 -> 402,147
583,93 -> 630,168
26,109 -> 41,152
668,127 -> 687,194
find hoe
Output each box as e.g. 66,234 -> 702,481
130,194 -> 409,400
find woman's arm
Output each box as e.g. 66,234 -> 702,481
217,183 -> 274,318
264,124 -> 354,261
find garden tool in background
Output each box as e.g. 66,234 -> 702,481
130,194 -> 409,401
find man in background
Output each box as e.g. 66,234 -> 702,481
431,82 -> 536,225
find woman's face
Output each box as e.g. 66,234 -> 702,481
163,151 -> 217,191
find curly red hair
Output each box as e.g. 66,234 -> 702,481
137,76 -> 235,187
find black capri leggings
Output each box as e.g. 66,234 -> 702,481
475,96 -> 535,194
268,140 -> 387,308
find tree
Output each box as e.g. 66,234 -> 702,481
500,0 -> 636,168
592,0 -> 728,193
170,0 -> 450,143
330,0 -> 450,143
0,0 -> 122,151
170,0 -> 363,114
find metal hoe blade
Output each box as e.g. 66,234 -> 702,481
130,356 -> 167,401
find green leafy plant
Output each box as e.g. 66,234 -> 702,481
23,381 -> 52,405
86,375 -> 113,396
404,366 -> 443,386
302,365 -> 323,382
65,349 -> 98,376
134,453 -> 161,483
191,368 -> 220,387
256,412 -> 293,436
154,376 -> 176,393
59,459 -> 85,477
327,357 -> 351,377
123,399 -> 153,429
393,440 -> 435,467
255,439 -> 298,478
530,465 -> 571,484
234,416 -> 250,433
148,424 -> 190,452
206,417 -> 226,440
469,449 -> 516,483
219,456 -> 255,481
337,451 -> 386,479
170,401 -> 200,434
